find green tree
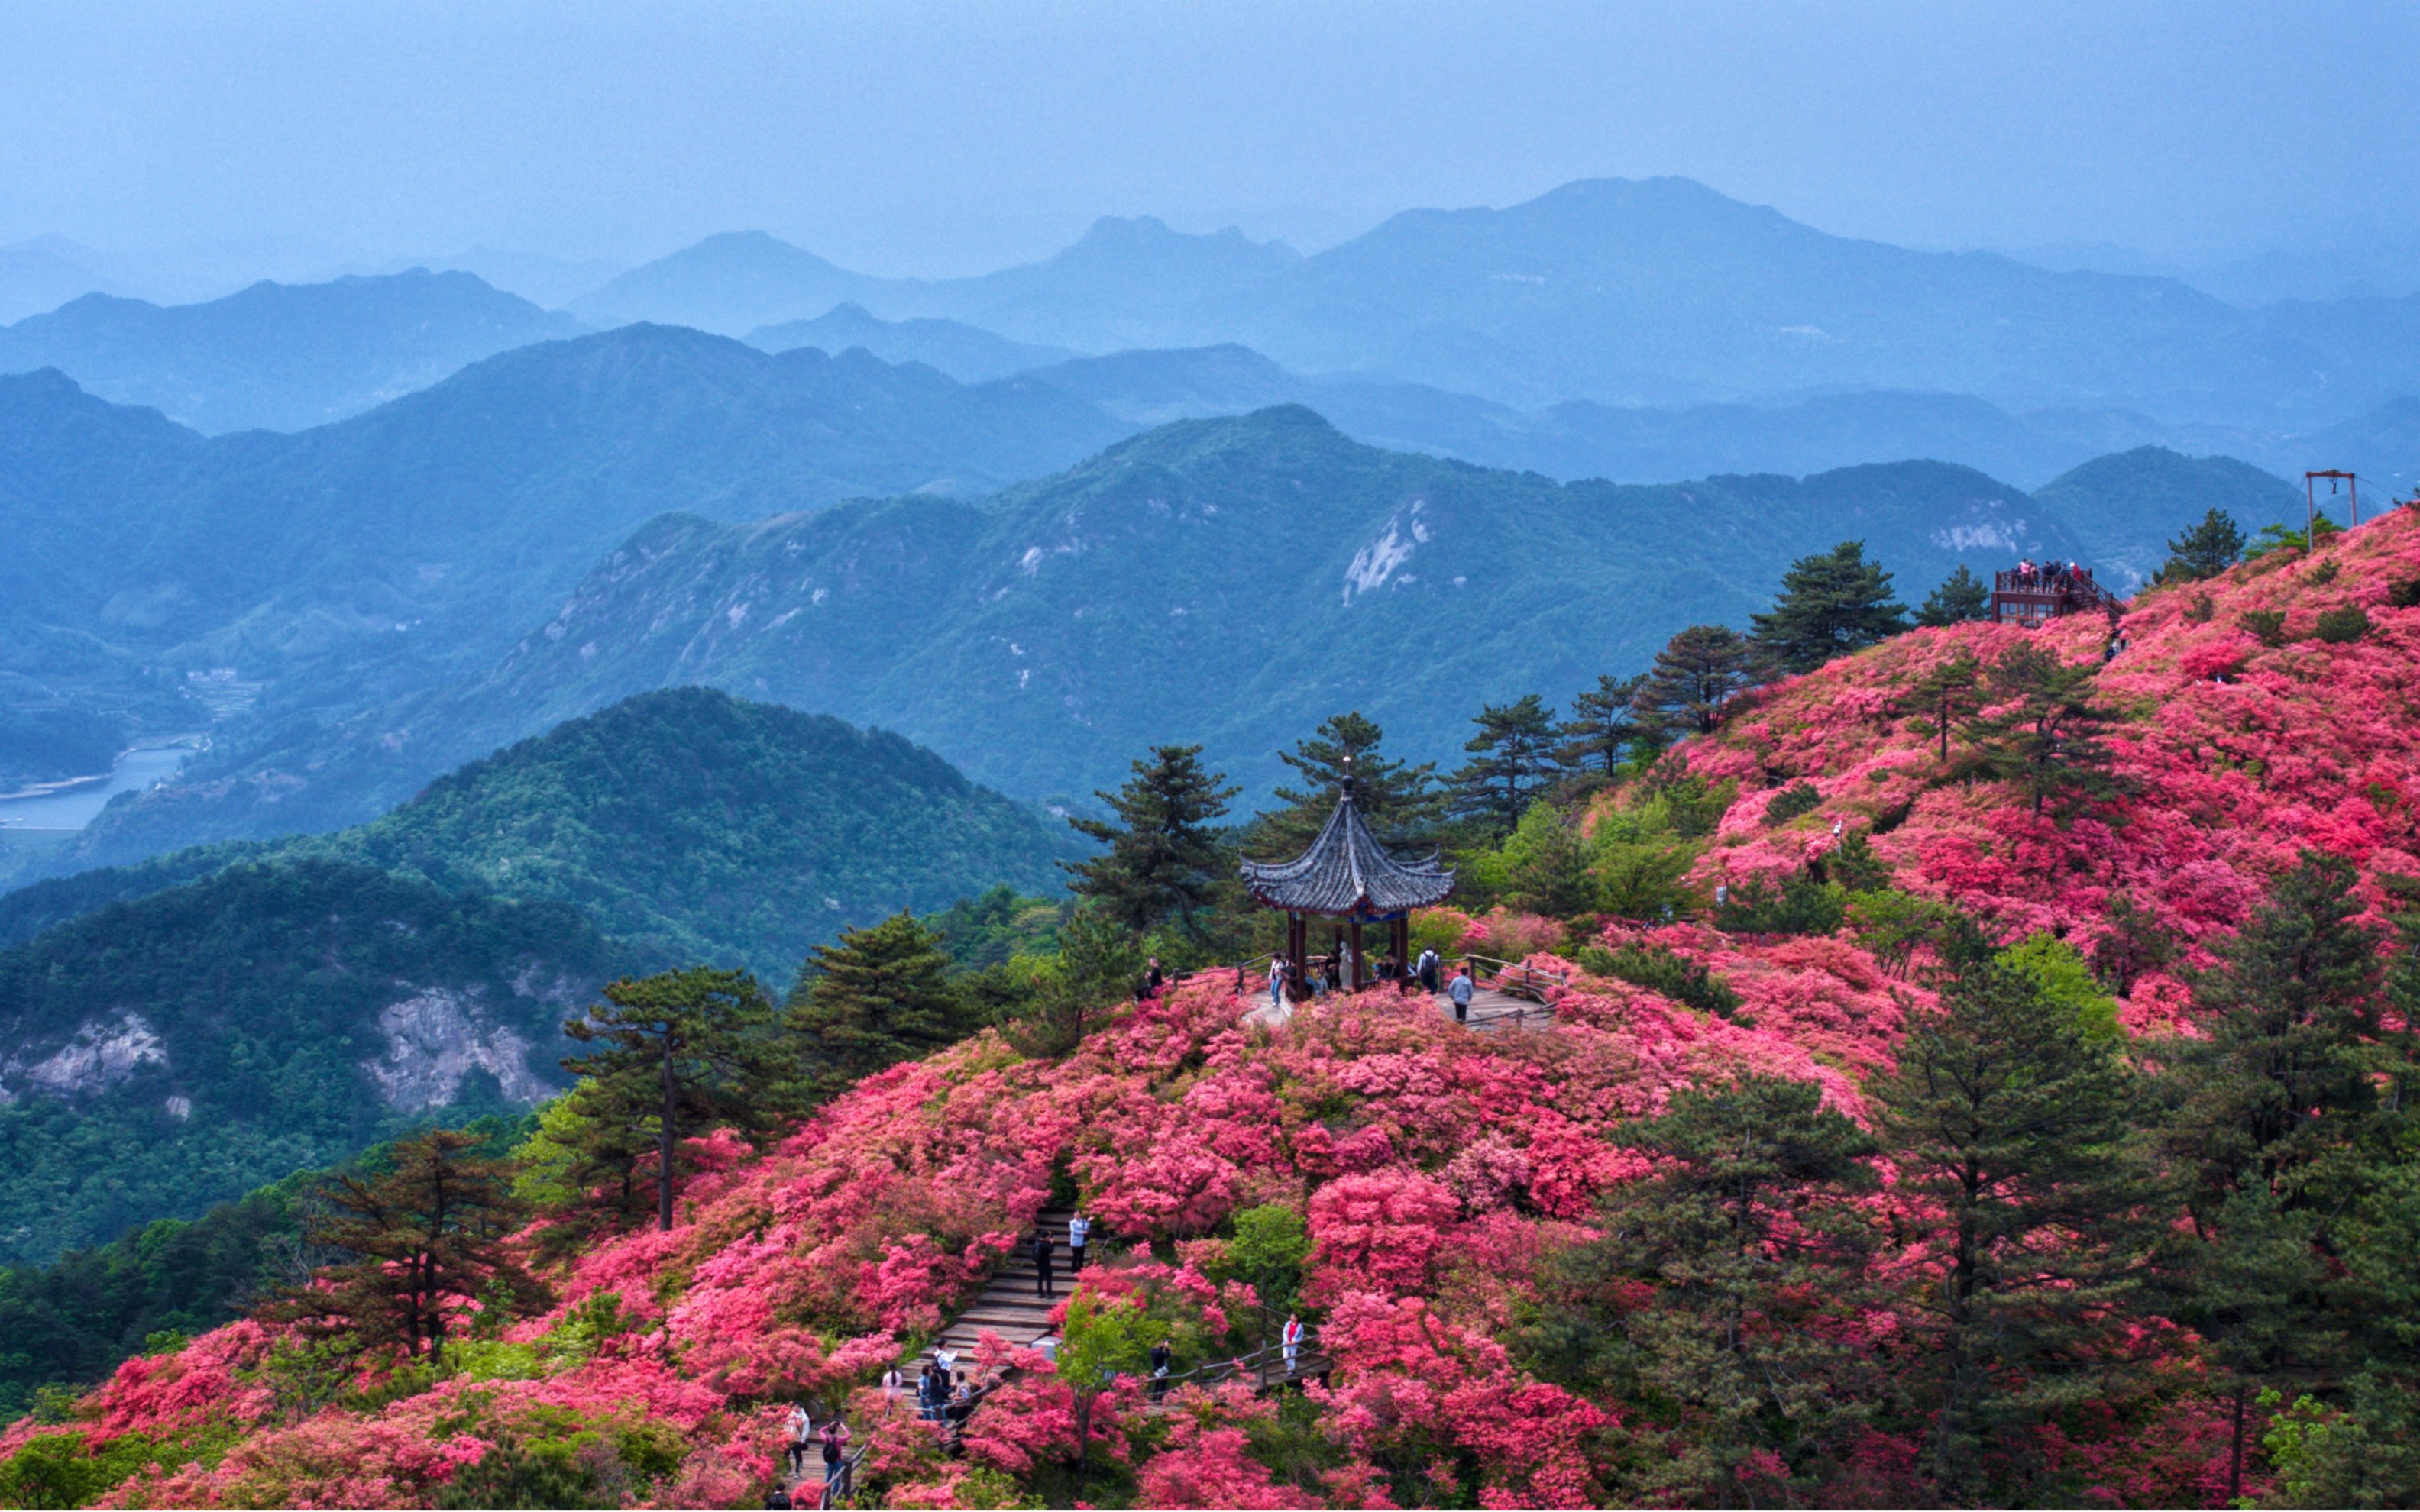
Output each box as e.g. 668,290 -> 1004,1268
1957,643 -> 2124,821
1878,952 -> 2161,1501
2087,889 -> 2176,997
561,968 -> 781,1232
1553,674 -> 1648,782
1064,745 -> 1238,936
1915,564 -> 1990,627
786,912 -> 971,1101
1752,540 -> 1910,674
273,1129 -> 550,1365
1224,1204 -> 1312,1359
2155,508 -> 2246,583
1448,695 -> 1559,840
1003,900 -> 1142,1058
1496,800 -> 1595,920
1257,711 -> 1443,855
1058,1290 -> 1157,1472
2153,853 -> 2402,1497
1532,1076 -> 1880,1502
1635,625 -> 1765,742
1901,648 -> 1985,766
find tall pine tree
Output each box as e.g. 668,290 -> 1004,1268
1064,744 -> 1238,936
1956,642 -> 2124,821
2153,851 -> 2402,1498
1635,625 -> 1765,742
1752,540 -> 1910,673
1448,694 -> 1558,840
2155,508 -> 2246,584
1255,710 -> 1443,855
1553,673 -> 1648,783
1878,950 -> 2161,1501
275,1129 -> 550,1364
1534,1075 -> 1881,1502
1916,564 -> 1991,627
562,967 -> 782,1232
787,912 -> 970,1101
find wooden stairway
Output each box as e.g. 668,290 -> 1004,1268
922,1207 -> 1078,1376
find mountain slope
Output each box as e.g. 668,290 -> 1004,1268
2030,447 -> 2304,586
746,302 -> 1078,382
2,689 -> 1079,976
567,231 -> 885,334
0,332 -> 1132,822
0,859 -> 612,1263
0,270 -> 583,432
419,409 -> 2085,806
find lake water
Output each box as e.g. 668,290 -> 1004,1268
0,744 -> 199,832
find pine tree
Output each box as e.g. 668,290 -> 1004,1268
1255,711 -> 1443,855
1752,540 -> 1910,674
1901,648 -> 1985,765
1003,900 -> 1140,1058
1956,642 -> 2124,821
2155,508 -> 2246,584
1878,951 -> 2161,1500
275,1129 -> 550,1364
1064,744 -> 1238,936
562,967 -> 781,1232
1448,694 -> 1558,839
1635,625 -> 1765,742
1534,1075 -> 1881,1501
1552,673 -> 1648,783
2153,852 -> 2403,1497
1915,564 -> 1990,627
787,912 -> 970,1100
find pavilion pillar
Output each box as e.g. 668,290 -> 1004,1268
1288,913 -> 1305,995
1348,918 -> 1365,992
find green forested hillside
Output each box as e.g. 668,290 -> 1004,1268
0,861 -> 614,1264
2030,445 -> 2304,586
3,689 -> 1079,973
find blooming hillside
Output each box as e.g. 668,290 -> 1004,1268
1687,508 -> 2420,1014
7,509 -> 2416,1510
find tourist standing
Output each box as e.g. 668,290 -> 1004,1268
1149,1339 -> 1173,1403
1267,955 -> 1285,1010
1449,966 -> 1474,1024
1033,1224 -> 1056,1299
785,1403 -> 813,1476
1416,945 -> 1439,994
820,1417 -> 851,1501
1068,1210 -> 1090,1273
1281,1312 -> 1305,1375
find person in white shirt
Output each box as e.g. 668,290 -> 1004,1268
1067,1210 -> 1091,1273
1281,1312 -> 1305,1375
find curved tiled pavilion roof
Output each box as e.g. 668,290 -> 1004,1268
1239,795 -> 1456,916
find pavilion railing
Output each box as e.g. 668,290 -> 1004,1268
1463,954 -> 1569,1004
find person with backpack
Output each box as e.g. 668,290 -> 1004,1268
765,1484 -> 794,1510
820,1417 -> 851,1502
1449,965 -> 1474,1024
1149,1339 -> 1173,1403
1033,1224 -> 1056,1298
1416,945 -> 1439,994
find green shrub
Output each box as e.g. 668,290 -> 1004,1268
1764,782 -> 1822,826
2313,605 -> 2372,645
2388,578 -> 2420,609
1827,830 -> 1893,893
1577,942 -> 1744,1019
2308,558 -> 2341,585
2184,593 -> 2215,624
1714,872 -> 1846,938
2240,609 -> 2287,648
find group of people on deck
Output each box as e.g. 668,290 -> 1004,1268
1266,945 -> 1477,1019
2014,557 -> 2090,592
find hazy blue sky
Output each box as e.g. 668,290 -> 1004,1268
2,0 -> 2411,283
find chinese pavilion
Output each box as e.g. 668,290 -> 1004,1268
1239,793 -> 1456,993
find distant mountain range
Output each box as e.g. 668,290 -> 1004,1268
581,177 -> 2420,429
748,302 -> 1078,383
19,398 -> 2296,872
0,270 -> 583,432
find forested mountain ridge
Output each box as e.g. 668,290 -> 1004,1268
0,688 -> 1073,1265
19,509 -> 2418,1509
0,270 -> 581,433
0,860 -> 613,1265
37,403 -> 2297,869
2,689 -> 1079,974
0,329 -> 1130,819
